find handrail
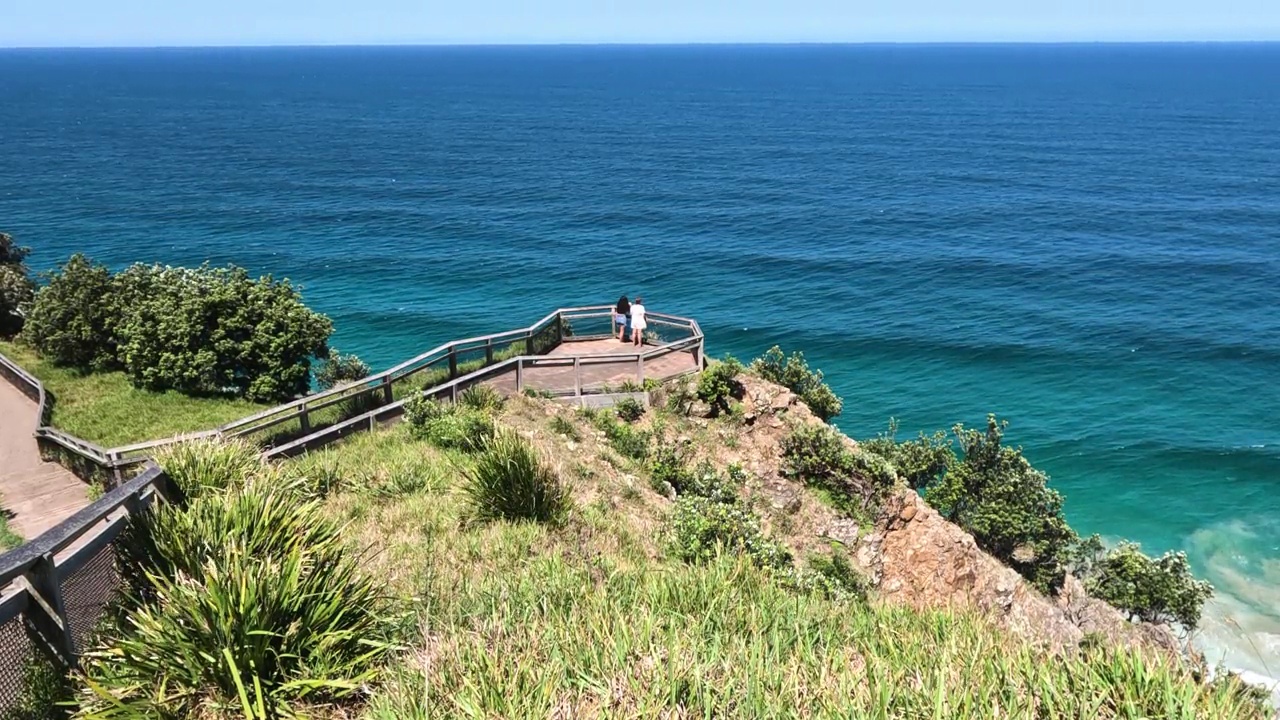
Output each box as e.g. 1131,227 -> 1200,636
0,305 -> 705,478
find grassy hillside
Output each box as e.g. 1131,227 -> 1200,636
288,397 -> 1264,718
58,382 -> 1270,718
0,339 -> 268,447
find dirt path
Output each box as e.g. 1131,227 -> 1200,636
0,379 -> 89,543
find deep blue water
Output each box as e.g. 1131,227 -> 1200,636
2,44 -> 1278,676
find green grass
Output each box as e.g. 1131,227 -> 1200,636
0,512 -> 21,552
281,408 -> 1268,720
0,339 -> 269,447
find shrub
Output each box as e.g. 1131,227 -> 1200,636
847,447 -> 899,501
0,232 -> 34,337
113,264 -> 332,401
1083,542 -> 1214,630
665,376 -> 696,415
22,253 -> 117,369
925,415 -> 1078,593
548,415 -> 580,440
751,346 -> 843,421
667,496 -> 791,571
862,418 -> 955,490
592,412 -> 650,461
650,446 -> 738,503
789,550 -> 871,602
403,395 -> 494,453
314,347 -> 370,390
614,397 -> 645,422
695,356 -> 744,416
88,482 -> 392,717
24,258 -> 333,401
153,437 -> 263,499
459,384 -> 504,412
780,424 -> 852,481
463,430 -> 570,524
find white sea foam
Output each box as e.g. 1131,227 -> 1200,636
1186,518 -> 1280,705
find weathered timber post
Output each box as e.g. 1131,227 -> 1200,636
381,376 -> 394,404
299,403 -> 310,434
485,340 -> 494,364
515,358 -> 524,392
27,553 -> 76,663
448,347 -> 458,379
573,356 -> 582,398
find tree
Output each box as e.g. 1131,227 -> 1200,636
113,264 -> 332,401
22,253 -> 118,369
314,348 -> 371,390
923,415 -> 1077,593
0,232 -> 35,337
751,346 -> 843,421
1083,542 -> 1214,630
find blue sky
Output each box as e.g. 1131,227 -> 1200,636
3,0 -> 1278,47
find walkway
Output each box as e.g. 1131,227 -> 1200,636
484,338 -> 700,396
0,380 -> 89,543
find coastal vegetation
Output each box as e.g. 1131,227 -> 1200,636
753,345 -> 844,421
23,255 -> 332,402
0,232 -> 34,338
863,416 -> 1215,629
48,382 -> 1266,718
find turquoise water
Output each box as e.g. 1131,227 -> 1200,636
2,45 -> 1278,678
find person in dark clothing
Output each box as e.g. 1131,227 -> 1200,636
614,295 -> 631,342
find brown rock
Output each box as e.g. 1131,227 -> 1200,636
898,503 -> 917,523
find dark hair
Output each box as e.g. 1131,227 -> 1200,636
616,296 -> 630,314
635,296 -> 644,304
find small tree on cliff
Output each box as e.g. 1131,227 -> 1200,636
22,253 -> 119,368
1082,542 -> 1213,630
921,415 -> 1078,593
0,232 -> 35,337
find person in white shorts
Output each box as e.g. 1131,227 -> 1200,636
630,297 -> 647,347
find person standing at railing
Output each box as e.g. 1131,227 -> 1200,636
615,295 -> 631,342
630,297 -> 647,347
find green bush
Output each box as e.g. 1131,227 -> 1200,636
751,346 -> 843,421
22,253 -> 117,369
925,415 -> 1078,593
649,446 -> 738,503
548,414 -> 580,440
1083,542 -> 1214,630
23,258 -> 333,402
403,395 -> 495,453
667,496 -> 791,571
314,347 -> 370,390
862,418 -> 955,490
0,232 -> 34,337
86,481 -> 392,718
780,424 -> 897,517
695,356 -> 744,416
790,550 -> 870,602
153,437 -> 263,499
592,412 -> 650,461
463,430 -> 570,524
459,384 -> 504,412
614,397 -> 645,423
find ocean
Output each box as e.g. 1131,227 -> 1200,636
1,44 -> 1278,681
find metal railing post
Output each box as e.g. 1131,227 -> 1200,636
27,553 -> 76,663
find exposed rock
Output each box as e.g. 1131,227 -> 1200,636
876,491 -> 1085,651
743,412 -> 757,426
821,518 -> 861,547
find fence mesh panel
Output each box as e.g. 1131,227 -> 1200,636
0,611 -> 35,714
60,541 -> 121,655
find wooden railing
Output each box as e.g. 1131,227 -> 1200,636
1,306 -> 704,480
0,465 -> 175,668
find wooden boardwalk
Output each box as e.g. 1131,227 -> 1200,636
483,338 -> 700,396
0,379 -> 89,542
